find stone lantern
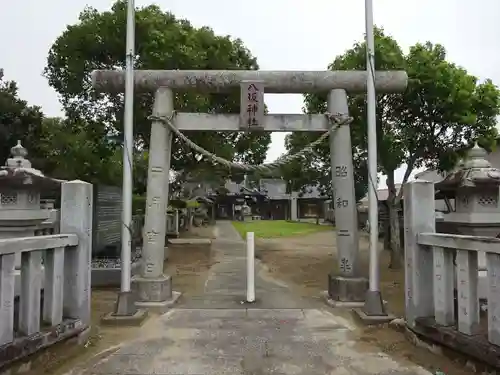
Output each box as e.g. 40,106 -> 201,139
0,141 -> 60,268
436,143 -> 500,238
436,143 -> 500,299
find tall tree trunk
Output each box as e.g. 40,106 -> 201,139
386,171 -> 402,269
383,216 -> 391,251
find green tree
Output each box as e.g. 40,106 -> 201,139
0,69 -> 123,185
0,69 -> 45,166
43,0 -> 271,178
133,150 -> 149,195
290,27 -> 500,268
38,117 -> 122,184
170,164 -> 232,197
39,117 -> 154,192
284,115 -> 369,203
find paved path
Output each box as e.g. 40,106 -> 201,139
180,221 -> 311,309
76,221 -> 431,375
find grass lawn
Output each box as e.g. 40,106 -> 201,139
232,220 -> 332,239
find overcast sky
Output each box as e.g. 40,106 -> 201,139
2,0 -> 499,187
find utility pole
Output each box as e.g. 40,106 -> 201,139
114,0 -> 137,316
361,0 -> 389,319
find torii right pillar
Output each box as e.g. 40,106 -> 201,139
327,89 -> 368,304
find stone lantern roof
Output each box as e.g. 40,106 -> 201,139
0,140 -> 64,189
435,143 -> 500,197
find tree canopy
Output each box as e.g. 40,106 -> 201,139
284,104 -> 369,202
287,27 -> 500,267
37,117 -> 125,185
0,69 -> 126,187
0,69 -> 45,167
43,0 -> 271,183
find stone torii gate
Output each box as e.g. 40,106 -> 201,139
92,69 -> 407,310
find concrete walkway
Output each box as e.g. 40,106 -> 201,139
76,221 -> 431,375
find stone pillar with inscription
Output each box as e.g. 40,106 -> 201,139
132,87 -> 180,311
327,89 -> 368,304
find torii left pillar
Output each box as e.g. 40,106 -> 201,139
131,87 -> 181,312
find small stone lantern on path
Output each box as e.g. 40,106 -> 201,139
435,143 -> 500,298
0,141 -> 61,268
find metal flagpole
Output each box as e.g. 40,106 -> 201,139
362,0 -> 388,317
114,0 -> 136,315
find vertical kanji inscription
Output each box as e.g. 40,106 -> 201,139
240,80 -> 265,129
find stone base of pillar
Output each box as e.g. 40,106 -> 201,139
327,273 -> 368,304
352,290 -> 395,325
132,274 -> 181,313
100,291 -> 149,326
114,291 -> 139,315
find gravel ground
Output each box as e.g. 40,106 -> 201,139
255,230 -> 478,375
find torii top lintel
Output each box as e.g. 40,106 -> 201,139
91,70 -> 407,94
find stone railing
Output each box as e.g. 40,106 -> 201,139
404,180 -> 500,368
0,181 -> 92,368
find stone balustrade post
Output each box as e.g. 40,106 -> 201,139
403,180 -> 435,328
60,180 -> 93,327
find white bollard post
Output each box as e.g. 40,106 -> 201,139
246,232 -> 255,303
